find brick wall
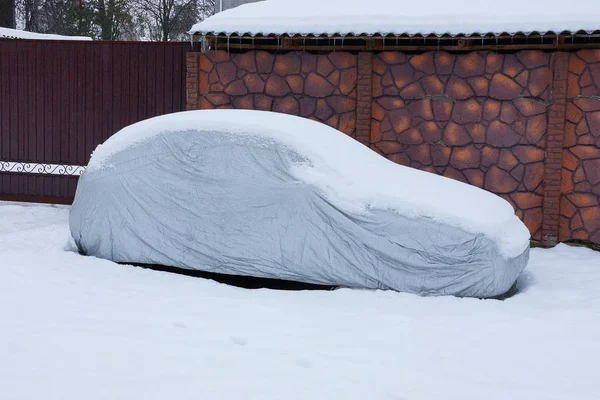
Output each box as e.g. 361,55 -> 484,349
561,50 -> 600,243
196,51 -> 358,137
189,49 -> 600,247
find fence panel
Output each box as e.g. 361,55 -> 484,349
0,39 -> 190,203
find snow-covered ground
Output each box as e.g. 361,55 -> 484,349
1,202 -> 599,400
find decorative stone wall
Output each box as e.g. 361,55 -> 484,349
189,49 -> 600,246
197,51 -> 357,137
371,51 -> 552,240
561,51 -> 600,243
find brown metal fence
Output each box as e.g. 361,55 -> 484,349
0,39 -> 190,203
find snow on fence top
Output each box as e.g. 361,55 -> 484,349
0,27 -> 92,41
190,0 -> 600,38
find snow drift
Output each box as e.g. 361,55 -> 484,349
70,110 -> 530,297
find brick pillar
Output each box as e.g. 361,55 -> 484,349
185,52 -> 200,111
541,52 -> 569,246
356,52 -> 373,145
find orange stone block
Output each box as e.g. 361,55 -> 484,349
265,75 -> 290,96
514,98 -> 546,116
513,146 -> 545,163
567,73 -> 581,99
199,55 -> 213,72
481,146 -> 499,166
483,99 -> 501,120
490,73 -> 521,100
571,145 -> 600,160
328,52 -> 356,69
372,103 -> 386,121
243,74 -> 265,94
567,193 -> 599,207
571,214 -> 584,231
446,77 -> 474,100
498,149 -> 519,171
569,54 -> 587,75
523,208 -> 543,235
380,52 -> 406,65
455,53 -> 485,78
452,99 -> 483,124
578,50 -> 600,63
399,82 -> 425,99
564,122 -> 578,147
511,192 -> 542,209
370,120 -> 382,142
566,102 -> 583,123
562,150 -> 580,171
376,140 -> 404,154
339,69 -> 357,95
561,198 -> 577,218
250,95 -> 270,110
422,75 -> 445,95
526,115 -> 547,144
517,51 -> 550,69
464,169 -> 484,187
409,53 -> 436,74
450,145 -> 480,169
466,123 -> 486,143
443,122 -> 471,146
389,108 -> 412,133
432,99 -> 453,121
561,169 -> 574,193
486,53 -> 503,74
273,96 -> 299,115
233,52 -> 257,73
406,144 -> 432,165
338,113 -> 355,135
377,97 -> 405,110
224,79 -> 248,96
574,166 -> 586,183
286,75 -> 303,94
304,73 -> 334,98
468,77 -> 489,97
484,166 -> 519,193
434,52 -> 454,75
581,207 -> 600,233
419,121 -> 442,142
232,94 -> 253,109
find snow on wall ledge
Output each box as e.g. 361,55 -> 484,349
0,27 -> 92,41
189,0 -> 600,37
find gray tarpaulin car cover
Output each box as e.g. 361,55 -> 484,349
70,110 -> 530,297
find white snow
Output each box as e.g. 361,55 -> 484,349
0,27 -> 92,41
1,202 -> 599,400
87,109 -> 530,258
190,0 -> 600,37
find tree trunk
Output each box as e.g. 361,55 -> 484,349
0,0 -> 16,29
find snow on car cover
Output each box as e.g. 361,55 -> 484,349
70,110 -> 530,297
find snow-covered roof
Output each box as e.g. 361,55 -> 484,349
0,27 -> 92,41
190,0 -> 600,38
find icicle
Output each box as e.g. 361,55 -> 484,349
226,34 -> 230,53
341,34 -> 345,50
302,35 -> 306,52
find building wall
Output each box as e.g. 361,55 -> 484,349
187,49 -> 600,246
215,0 -> 262,13
561,51 -> 600,243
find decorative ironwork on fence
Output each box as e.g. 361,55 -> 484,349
0,161 -> 85,176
